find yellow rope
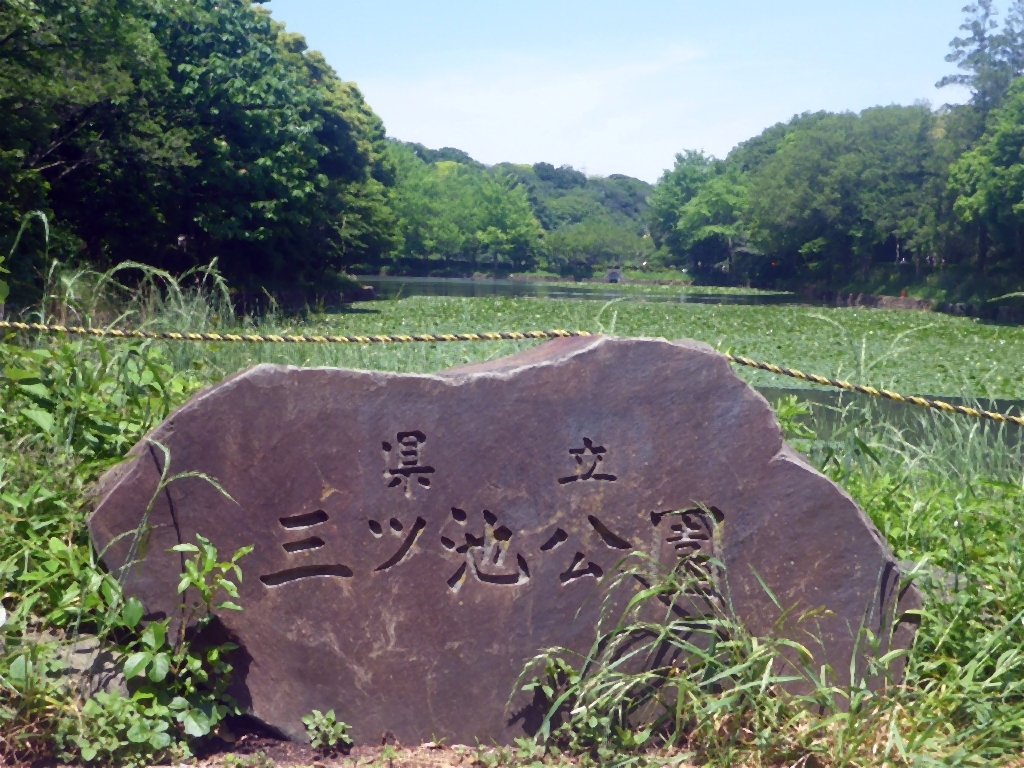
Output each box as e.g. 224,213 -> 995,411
2,320 -> 1021,428
723,354 -> 1024,428
0,321 -> 589,346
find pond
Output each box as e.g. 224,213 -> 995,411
356,276 -> 811,306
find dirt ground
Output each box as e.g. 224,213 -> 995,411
193,736 -> 530,768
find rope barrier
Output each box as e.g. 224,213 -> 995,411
2,320 -> 1022,428
723,354 -> 1024,428
0,321 -> 592,345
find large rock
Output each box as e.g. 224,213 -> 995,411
89,336 -> 918,745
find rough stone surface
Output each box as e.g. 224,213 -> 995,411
89,336 -> 919,745
58,635 -> 128,698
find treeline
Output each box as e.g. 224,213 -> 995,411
650,1 -> 1024,301
385,142 -> 653,278
1,0 -> 396,301
0,0 -> 654,303
8,0 -> 1024,302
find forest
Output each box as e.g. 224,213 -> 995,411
4,0 -> 1024,303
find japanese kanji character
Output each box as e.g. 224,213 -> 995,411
441,508 -> 529,592
382,431 -> 435,498
259,510 -> 353,587
558,437 -> 618,485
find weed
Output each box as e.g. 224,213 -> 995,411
377,743 -> 400,768
301,709 -> 353,754
3,260 -> 1024,764
472,742 -> 512,768
224,750 -> 277,768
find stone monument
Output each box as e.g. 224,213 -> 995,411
89,336 -> 919,745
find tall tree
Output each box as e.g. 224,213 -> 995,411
0,0 -> 174,295
938,1 -> 1009,114
387,145 -> 544,275
0,0 -> 399,299
646,151 -> 716,265
675,172 -> 749,278
950,77 -> 1024,274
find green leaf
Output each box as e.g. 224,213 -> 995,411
8,655 -> 30,686
124,651 -> 152,679
170,544 -> 200,553
183,709 -> 212,737
3,368 -> 39,382
122,597 -> 144,628
150,730 -> 172,749
20,408 -> 54,433
48,537 -> 69,555
149,652 -> 170,682
142,622 -> 166,650
126,722 -> 149,744
18,382 -> 50,400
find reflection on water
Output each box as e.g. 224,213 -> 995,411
357,276 -> 809,306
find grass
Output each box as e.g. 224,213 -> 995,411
70,293 -> 1024,400
2,262 -> 1024,765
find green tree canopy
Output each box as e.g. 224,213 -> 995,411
1,0 -> 397,300
387,144 -> 544,275
950,77 -> 1024,274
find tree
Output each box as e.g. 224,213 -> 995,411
939,1 -> 1010,114
0,0 -> 399,299
646,151 -> 716,264
387,145 -> 544,275
675,173 -> 749,278
544,218 -> 653,279
950,77 -> 1024,274
742,106 -> 946,285
0,0 -> 174,297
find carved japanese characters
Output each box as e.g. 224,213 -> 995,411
89,336 -> 919,746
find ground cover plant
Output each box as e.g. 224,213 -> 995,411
62,284 -> 1024,399
2,265 -> 1024,765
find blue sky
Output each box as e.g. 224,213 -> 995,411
263,0 -> 975,182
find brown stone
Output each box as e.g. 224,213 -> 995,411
89,336 -> 918,745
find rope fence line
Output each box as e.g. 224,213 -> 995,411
3,320 -> 1023,428
723,354 -> 1024,428
0,321 -> 592,345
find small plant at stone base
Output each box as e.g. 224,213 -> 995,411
472,742 -> 511,768
378,742 -> 401,768
224,750 -> 276,768
514,736 -> 548,767
55,535 -> 253,766
301,709 -> 353,754
57,691 -> 171,767
125,536 -> 252,734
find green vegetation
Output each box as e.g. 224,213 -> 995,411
512,396 -> 1024,765
9,2 -> 1024,299
385,143 -> 545,277
2,267 -> 1024,764
101,294 -> 1024,400
384,143 -> 655,279
301,709 -> 353,754
1,0 -> 395,303
649,2 -> 1024,301
496,162 -> 655,278
5,0 -> 1024,763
